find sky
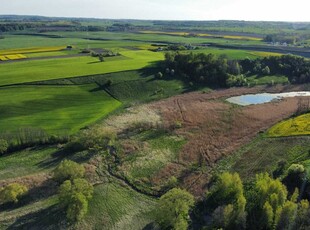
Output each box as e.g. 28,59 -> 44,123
0,0 -> 309,22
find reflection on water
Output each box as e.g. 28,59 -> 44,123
227,92 -> 310,106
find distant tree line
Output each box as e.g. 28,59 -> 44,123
264,33 -> 310,46
163,52 -> 310,87
0,23 -> 38,32
240,55 -> 310,84
0,22 -> 106,33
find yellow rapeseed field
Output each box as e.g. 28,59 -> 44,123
268,113 -> 310,137
0,46 -> 67,55
248,51 -> 283,57
0,54 -> 27,61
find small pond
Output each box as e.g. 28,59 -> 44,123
226,91 -> 310,106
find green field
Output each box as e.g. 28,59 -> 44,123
215,136 -> 310,181
268,113 -> 310,137
46,31 -> 264,46
0,19 -> 309,230
0,180 -> 156,230
25,50 -> 78,58
78,183 -> 156,230
106,74 -> 186,103
0,147 -> 57,180
0,196 -> 59,230
0,50 -> 164,86
0,84 -> 121,135
246,75 -> 288,85
186,48 -> 282,60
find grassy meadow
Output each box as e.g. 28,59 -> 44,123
215,136 -> 310,181
246,75 -> 288,85
78,183 -> 156,230
0,84 -> 122,135
105,73 -> 186,103
187,48 -> 282,60
0,50 -> 164,86
116,131 -> 186,190
0,147 -> 57,180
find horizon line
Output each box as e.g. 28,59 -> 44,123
1,14 -> 310,23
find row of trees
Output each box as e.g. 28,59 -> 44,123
0,127 -> 69,155
0,23 -> 38,32
155,171 -> 310,230
203,172 -> 310,229
240,55 -> 310,84
264,33 -> 310,46
163,52 -> 310,87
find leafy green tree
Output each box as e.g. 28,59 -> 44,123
283,164 -> 306,195
262,66 -> 271,75
155,188 -> 195,230
288,163 -> 305,175
295,199 -> 310,229
59,178 -> 93,205
0,139 -> 8,155
255,173 -> 287,209
228,60 -> 241,75
276,200 -> 298,230
0,183 -> 28,204
156,72 -> 163,79
207,172 -> 246,229
98,54 -> 104,62
66,192 -> 89,222
53,160 -> 85,182
249,173 -> 288,229
58,178 -> 93,222
262,202 -> 274,229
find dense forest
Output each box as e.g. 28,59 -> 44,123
163,52 -> 310,87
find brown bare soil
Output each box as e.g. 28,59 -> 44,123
0,173 -> 52,190
148,85 -> 309,196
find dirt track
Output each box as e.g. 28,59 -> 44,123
148,85 -> 309,196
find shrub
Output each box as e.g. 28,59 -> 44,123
90,51 -> 98,57
288,164 -> 305,175
262,66 -> 271,75
105,79 -> 112,87
0,183 -> 28,204
0,139 -> 8,155
156,72 -> 163,79
98,55 -> 104,62
174,121 -> 183,129
65,126 -> 116,152
53,160 -> 85,182
165,176 -> 178,190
